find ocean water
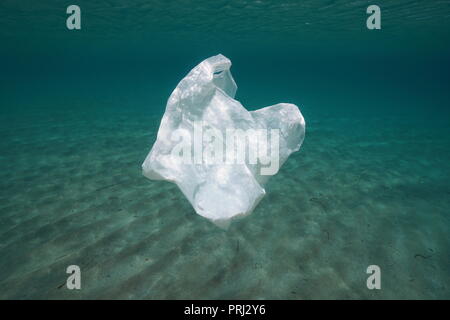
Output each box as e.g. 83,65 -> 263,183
0,0 -> 449,299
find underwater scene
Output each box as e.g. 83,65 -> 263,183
0,0 -> 449,299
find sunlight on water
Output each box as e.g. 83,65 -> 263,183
0,0 -> 449,299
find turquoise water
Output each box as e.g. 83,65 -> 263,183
1,1 -> 449,299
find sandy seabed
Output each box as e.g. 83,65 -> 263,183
0,106 -> 449,299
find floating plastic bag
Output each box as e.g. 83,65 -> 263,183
142,54 -> 305,227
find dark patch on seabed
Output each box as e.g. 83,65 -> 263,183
0,1 -> 449,299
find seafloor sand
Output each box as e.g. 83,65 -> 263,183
0,103 -> 449,299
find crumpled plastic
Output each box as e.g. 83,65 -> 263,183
142,54 -> 305,227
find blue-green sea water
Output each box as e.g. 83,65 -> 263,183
1,1 -> 449,299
